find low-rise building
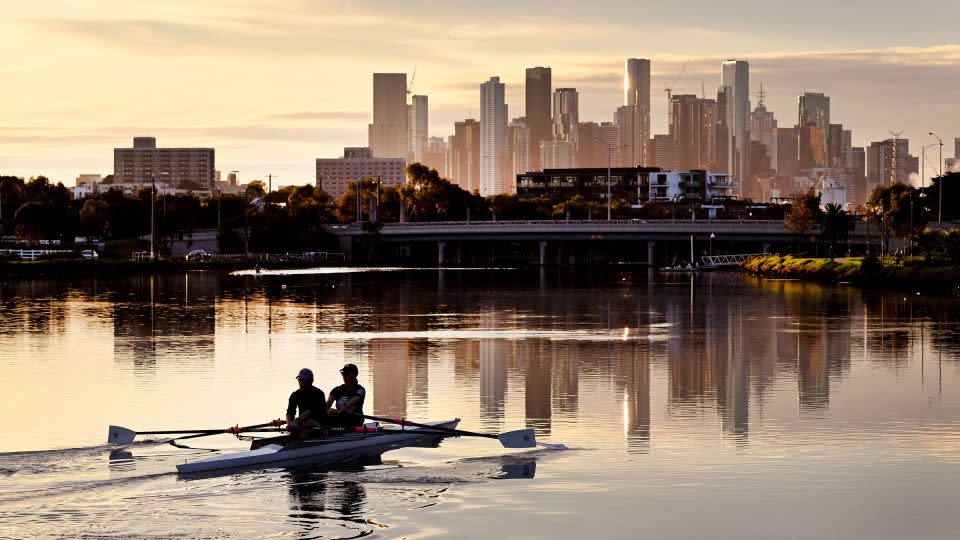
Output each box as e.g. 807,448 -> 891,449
517,167 -> 735,206
316,147 -> 406,200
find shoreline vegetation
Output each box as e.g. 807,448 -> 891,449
740,254 -> 960,294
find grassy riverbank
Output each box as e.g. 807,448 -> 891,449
741,254 -> 960,293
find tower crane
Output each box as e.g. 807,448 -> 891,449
664,59 -> 691,129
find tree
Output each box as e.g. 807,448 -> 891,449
866,183 -> 920,252
785,187 -> 822,253
79,199 -> 110,237
821,203 -> 848,260
245,180 -> 266,199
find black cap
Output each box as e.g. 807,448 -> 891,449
340,363 -> 359,375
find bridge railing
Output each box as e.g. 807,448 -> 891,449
700,253 -> 767,267
329,219 -> 787,229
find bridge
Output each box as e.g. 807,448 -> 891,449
329,219 -> 875,266
700,253 -> 766,268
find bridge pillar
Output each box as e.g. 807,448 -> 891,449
438,241 -> 446,267
647,241 -> 656,267
762,242 -> 771,254
539,240 -> 548,266
339,235 -> 353,261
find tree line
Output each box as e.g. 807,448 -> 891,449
2,167 -> 957,258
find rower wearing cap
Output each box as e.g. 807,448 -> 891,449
326,363 -> 366,427
286,368 -> 326,439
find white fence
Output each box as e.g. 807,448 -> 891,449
0,248 -> 74,261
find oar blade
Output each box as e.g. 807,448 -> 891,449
108,425 -> 137,445
497,428 -> 537,448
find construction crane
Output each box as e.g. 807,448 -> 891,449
407,66 -> 417,96
664,59 -> 691,130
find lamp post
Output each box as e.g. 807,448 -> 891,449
0,177 -> 7,240
710,232 -> 715,256
595,138 -> 625,221
929,132 -> 943,225
150,174 -> 156,260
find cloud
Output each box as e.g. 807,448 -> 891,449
258,111 -> 369,123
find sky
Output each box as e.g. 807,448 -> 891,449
1,0 -> 958,187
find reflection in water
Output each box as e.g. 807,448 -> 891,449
2,270 -> 960,538
285,470 -> 369,537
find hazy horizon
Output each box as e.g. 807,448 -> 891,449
1,0 -> 958,186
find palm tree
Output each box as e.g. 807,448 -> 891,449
821,203 -> 848,260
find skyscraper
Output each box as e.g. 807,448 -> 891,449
624,58 -> 651,165
614,105 -> 636,167
721,60 -> 750,193
451,119 -> 480,193
670,94 -> 717,171
480,76 -> 508,196
368,73 -> 408,158
409,94 -> 428,164
525,67 -> 552,172
552,88 -> 579,146
798,92 -> 830,168
750,85 -> 777,172
507,117 -> 530,190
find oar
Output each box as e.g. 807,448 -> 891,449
107,419 -> 286,445
350,413 -> 550,449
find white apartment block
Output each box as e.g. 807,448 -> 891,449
480,76 -> 508,196
316,147 -> 406,199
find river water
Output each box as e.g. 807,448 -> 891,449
1,268 -> 959,539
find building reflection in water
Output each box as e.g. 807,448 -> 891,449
111,273 -> 218,373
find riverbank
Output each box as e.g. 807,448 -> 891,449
741,254 -> 960,293
0,258 -> 329,277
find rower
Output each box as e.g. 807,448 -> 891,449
326,363 -> 366,427
286,368 -> 326,439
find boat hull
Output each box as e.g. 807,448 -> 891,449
176,419 -> 459,474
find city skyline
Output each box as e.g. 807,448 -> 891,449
1,1 -> 958,186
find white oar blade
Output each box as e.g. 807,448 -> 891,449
497,428 -> 536,448
108,425 -> 137,445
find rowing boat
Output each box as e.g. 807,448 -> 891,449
175,419 -> 459,474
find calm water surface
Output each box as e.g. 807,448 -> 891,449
1,269 -> 959,539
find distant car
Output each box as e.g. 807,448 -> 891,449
185,250 -> 211,261
81,249 -> 98,260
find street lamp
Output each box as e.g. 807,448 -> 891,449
710,232 -> 715,256
595,137 -> 626,221
150,174 -> 156,260
929,132 -> 943,225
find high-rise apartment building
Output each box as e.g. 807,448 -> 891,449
721,60 -> 750,192
552,88 -> 579,146
776,127 -> 800,177
576,122 -> 606,168
866,138 -> 918,191
368,73 -> 408,158
480,76 -> 508,196
540,140 -> 575,170
670,94 -> 717,171
798,92 -> 830,168
508,117 -> 530,188
525,67 -> 552,172
624,58 -> 651,165
648,134 -> 681,172
614,105 -> 637,167
450,119 -> 480,193
409,94 -> 428,164
954,137 -> 959,159
423,136 -> 448,178
839,146 -> 867,206
750,86 -> 777,172
114,137 -> 215,188
316,147 -> 406,200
